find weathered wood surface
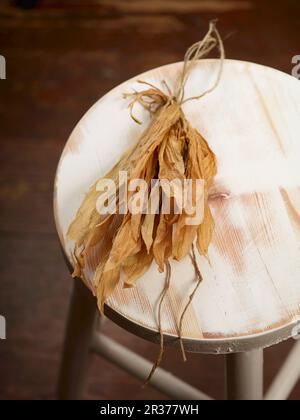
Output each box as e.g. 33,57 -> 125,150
55,59 -> 300,345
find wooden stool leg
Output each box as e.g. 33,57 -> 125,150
225,349 -> 264,400
58,279 -> 97,400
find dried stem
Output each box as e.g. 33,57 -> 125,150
144,260 -> 171,386
178,244 -> 203,362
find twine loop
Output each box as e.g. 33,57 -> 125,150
177,20 -> 225,104
124,20 -> 225,125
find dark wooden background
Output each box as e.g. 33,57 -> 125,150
0,0 -> 299,400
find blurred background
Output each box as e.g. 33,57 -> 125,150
0,0 -> 299,400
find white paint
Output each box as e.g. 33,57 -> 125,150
292,55 -> 300,79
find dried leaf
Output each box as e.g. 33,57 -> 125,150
153,212 -> 172,272
197,201 -> 215,256
159,124 -> 185,181
172,118 -> 216,260
96,263 -> 121,313
104,215 -> 142,273
123,246 -> 153,288
67,182 -> 101,246
141,212 -> 156,253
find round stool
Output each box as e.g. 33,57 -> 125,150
54,59 -> 300,400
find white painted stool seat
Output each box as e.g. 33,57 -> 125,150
54,59 -> 300,354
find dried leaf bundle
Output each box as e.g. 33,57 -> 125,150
68,90 -> 217,310
67,21 -> 224,378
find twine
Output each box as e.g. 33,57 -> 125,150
144,260 -> 171,386
144,244 -> 204,382
177,20 -> 225,104
125,20 -> 225,122
178,244 -> 204,362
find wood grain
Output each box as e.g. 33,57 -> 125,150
54,59 -> 300,348
98,0 -> 253,13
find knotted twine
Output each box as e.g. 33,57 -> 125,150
68,21 -> 225,384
